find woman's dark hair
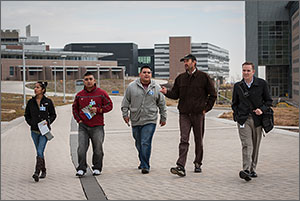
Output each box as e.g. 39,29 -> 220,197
37,81 -> 48,94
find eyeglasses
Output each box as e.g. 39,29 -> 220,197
142,71 -> 151,74
84,78 -> 94,81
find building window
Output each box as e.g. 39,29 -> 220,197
138,56 -> 151,64
293,90 -> 299,96
293,44 -> 299,52
293,21 -> 299,30
9,66 -> 14,76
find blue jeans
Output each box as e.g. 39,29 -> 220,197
77,123 -> 105,172
31,131 -> 48,158
132,123 -> 156,170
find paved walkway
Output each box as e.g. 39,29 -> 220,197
1,96 -> 299,200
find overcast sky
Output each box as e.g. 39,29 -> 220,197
1,1 -> 245,81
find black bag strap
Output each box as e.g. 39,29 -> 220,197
238,82 -> 256,110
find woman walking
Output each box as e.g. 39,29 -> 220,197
24,81 -> 56,182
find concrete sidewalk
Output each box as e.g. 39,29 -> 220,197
1,96 -> 299,200
1,104 -> 85,200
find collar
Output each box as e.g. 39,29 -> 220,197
33,95 -> 45,100
243,76 -> 258,88
84,84 -> 97,93
185,68 -> 198,77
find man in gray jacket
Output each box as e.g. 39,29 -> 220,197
121,65 -> 167,174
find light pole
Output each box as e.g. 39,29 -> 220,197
96,64 -> 100,87
22,42 -> 26,109
53,62 -> 57,96
61,55 -> 66,103
123,67 -> 125,94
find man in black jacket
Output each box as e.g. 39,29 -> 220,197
160,54 -> 216,177
232,62 -> 273,181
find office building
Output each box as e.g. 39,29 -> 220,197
64,43 -> 138,76
154,36 -> 230,82
138,49 -> 155,75
245,1 -> 299,105
1,26 -> 122,81
287,1 -> 299,105
154,44 -> 170,79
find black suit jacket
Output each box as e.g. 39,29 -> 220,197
231,76 -> 273,127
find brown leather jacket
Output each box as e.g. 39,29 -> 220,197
165,69 -> 217,114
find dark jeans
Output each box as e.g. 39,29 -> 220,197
132,123 -> 156,170
176,113 -> 205,168
77,123 -> 105,172
31,131 -> 48,158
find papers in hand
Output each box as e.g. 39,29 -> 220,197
82,105 -> 96,120
38,120 -> 50,135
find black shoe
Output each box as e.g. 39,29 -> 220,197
39,171 -> 46,179
170,165 -> 186,177
138,165 -> 142,170
239,170 -> 252,181
250,171 -> 257,178
32,173 -> 39,182
141,168 -> 149,174
194,163 -> 202,173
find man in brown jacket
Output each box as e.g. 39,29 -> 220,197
160,54 -> 217,177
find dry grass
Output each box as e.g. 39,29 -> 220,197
26,78 -> 133,95
219,107 -> 299,126
2,78 -> 134,122
1,93 -> 74,121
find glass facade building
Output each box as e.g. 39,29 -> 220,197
246,1 -> 299,103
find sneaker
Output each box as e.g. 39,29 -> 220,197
194,163 -> 202,173
170,165 -> 186,177
141,168 -> 149,174
250,171 -> 257,178
76,170 -> 85,177
32,173 -> 39,182
239,170 -> 252,181
93,169 -> 101,176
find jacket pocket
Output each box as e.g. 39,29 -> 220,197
130,108 -> 140,121
144,107 -> 158,120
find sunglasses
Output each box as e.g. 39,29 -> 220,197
84,78 -> 94,81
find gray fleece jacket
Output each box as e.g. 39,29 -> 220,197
121,79 -> 167,126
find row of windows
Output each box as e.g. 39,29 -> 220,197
258,45 -> 289,51
138,56 -> 151,64
293,90 -> 299,95
293,35 -> 299,42
1,54 -> 99,61
293,68 -> 299,72
293,58 -> 299,63
293,21 -> 299,30
293,44 -> 299,52
258,26 -> 289,32
293,81 -> 299,86
259,58 -> 289,65
258,21 -> 288,26
293,12 -> 299,21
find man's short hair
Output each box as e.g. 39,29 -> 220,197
140,65 -> 152,72
83,71 -> 94,78
242,62 -> 255,70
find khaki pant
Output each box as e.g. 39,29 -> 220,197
238,115 -> 262,172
